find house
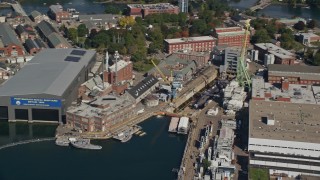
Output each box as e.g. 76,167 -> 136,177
15,24 -> 37,42
24,38 -> 46,55
0,23 -> 25,58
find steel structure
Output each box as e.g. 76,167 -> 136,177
236,20 -> 252,90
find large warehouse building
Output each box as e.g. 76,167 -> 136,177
0,48 -> 96,123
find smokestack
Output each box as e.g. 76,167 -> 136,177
281,77 -> 289,92
114,51 -> 120,86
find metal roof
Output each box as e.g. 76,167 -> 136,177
268,64 -> 320,74
47,32 -> 70,48
36,20 -> 57,38
0,48 -> 96,97
128,75 -> 159,99
30,10 -> 41,19
25,38 -> 46,51
0,23 -> 22,47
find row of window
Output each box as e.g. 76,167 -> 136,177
250,144 -> 320,151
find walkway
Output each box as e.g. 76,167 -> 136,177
250,0 -> 272,11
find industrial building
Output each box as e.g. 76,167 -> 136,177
128,75 -> 159,103
0,48 -> 96,123
249,99 -> 320,177
66,94 -> 136,132
173,50 -> 211,67
214,27 -> 249,47
164,36 -> 216,54
254,43 -> 296,65
0,22 -> 25,58
268,64 -> 320,85
48,4 -> 70,22
127,3 -> 179,18
78,14 -> 121,31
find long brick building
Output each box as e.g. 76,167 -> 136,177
127,3 -> 179,18
164,36 -> 216,54
268,64 -> 320,85
254,43 -> 296,65
214,27 -> 249,47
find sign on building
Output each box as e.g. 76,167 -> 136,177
10,97 -> 62,107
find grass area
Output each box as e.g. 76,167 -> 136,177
249,167 -> 269,180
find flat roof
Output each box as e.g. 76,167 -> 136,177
252,76 -> 320,104
249,100 -> 320,143
127,3 -> 178,9
0,48 -> 96,97
216,30 -> 245,36
255,43 -> 294,59
164,36 -> 215,44
268,64 -> 320,74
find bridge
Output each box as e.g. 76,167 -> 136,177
0,138 -> 55,150
249,0 -> 272,11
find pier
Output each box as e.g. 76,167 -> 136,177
0,1 -> 28,16
0,138 -> 55,150
249,0 -> 272,11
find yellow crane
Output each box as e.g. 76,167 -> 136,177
150,59 -> 171,85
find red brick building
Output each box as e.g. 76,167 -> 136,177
127,3 -> 179,18
164,36 -> 216,54
214,27 -> 249,47
254,43 -> 296,65
268,64 -> 320,85
173,50 -> 211,67
49,5 -> 70,22
0,23 -> 24,58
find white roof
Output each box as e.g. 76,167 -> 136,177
164,36 -> 215,44
178,117 -> 189,129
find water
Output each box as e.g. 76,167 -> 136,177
0,116 -> 187,180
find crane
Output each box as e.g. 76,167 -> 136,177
236,20 -> 252,90
150,59 -> 170,85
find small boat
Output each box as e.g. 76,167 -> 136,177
139,132 -> 146,136
303,6 -> 310,9
121,134 -> 132,143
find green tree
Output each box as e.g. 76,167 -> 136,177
313,51 -> 320,66
307,20 -> 316,29
67,28 -> 78,42
77,24 -> 88,37
105,5 -> 122,14
251,29 -> 271,43
203,159 -> 211,172
190,19 -> 208,35
293,21 -> 306,31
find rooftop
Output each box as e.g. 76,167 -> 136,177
268,64 -> 320,74
255,43 -> 295,59
67,94 -> 134,118
252,76 -> 320,104
108,60 -> 131,72
128,75 -> 159,99
128,3 -> 178,10
49,4 -> 63,13
164,36 -> 216,44
0,49 -> 96,97
0,23 -> 22,47
249,99 -> 320,143
78,14 -> 120,24
298,32 -> 320,38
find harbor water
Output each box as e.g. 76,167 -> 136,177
0,116 -> 187,180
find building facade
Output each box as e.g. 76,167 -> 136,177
0,23 -> 25,58
48,5 -> 70,23
164,36 -> 216,54
0,49 -> 96,123
173,50 -> 210,67
268,64 -> 320,85
214,27 -> 249,47
254,43 -> 296,65
127,3 -> 179,18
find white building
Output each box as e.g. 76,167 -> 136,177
177,116 -> 189,134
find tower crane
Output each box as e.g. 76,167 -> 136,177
236,20 -> 252,90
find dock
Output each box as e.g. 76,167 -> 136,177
10,1 -> 27,16
249,0 -> 272,11
168,117 -> 180,133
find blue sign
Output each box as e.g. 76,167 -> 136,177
10,97 -> 62,108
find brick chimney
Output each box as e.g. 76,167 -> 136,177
281,77 -> 289,91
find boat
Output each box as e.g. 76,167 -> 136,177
70,138 -> 102,150
139,132 -> 146,136
303,6 -> 310,9
121,134 -> 132,143
55,138 -> 70,146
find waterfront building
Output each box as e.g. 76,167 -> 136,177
66,94 -> 136,132
128,75 -> 159,103
0,49 -> 96,123
254,43 -> 296,65
127,3 -> 179,18
48,4 -> 70,23
267,64 -> 320,85
214,27 -> 249,47
0,23 -> 25,58
164,36 -> 216,54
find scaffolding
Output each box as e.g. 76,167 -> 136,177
236,20 -> 252,90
